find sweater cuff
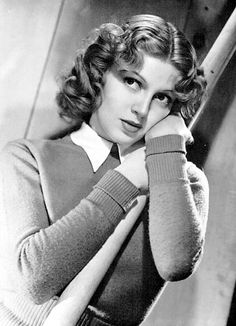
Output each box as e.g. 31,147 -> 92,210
146,134 -> 186,156
87,170 -> 140,225
146,135 -> 187,185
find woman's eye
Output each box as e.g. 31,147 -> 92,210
124,77 -> 140,90
155,93 -> 172,106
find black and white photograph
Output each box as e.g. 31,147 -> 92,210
0,1 -> 236,325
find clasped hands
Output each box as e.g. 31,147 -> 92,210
115,113 -> 192,192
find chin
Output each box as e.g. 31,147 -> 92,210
118,139 -> 139,149
112,132 -> 142,148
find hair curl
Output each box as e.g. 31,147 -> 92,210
56,14 -> 206,126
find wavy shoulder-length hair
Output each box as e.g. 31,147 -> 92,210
56,14 -> 206,126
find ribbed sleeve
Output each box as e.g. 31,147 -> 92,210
91,170 -> 140,216
145,134 -> 208,282
146,135 -> 187,184
146,134 -> 186,156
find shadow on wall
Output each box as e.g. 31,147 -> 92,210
187,50 -> 236,169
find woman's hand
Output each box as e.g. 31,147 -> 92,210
115,143 -> 148,193
115,113 -> 192,191
145,112 -> 193,144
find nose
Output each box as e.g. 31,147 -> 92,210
131,97 -> 150,119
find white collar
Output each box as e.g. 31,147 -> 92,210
70,122 -> 121,172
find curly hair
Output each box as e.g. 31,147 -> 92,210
56,14 -> 206,126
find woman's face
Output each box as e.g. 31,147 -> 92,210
90,54 -> 181,150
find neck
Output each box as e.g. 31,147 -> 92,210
119,139 -> 145,157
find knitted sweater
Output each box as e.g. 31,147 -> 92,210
0,134 -> 209,326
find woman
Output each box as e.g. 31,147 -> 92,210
0,14 -> 209,326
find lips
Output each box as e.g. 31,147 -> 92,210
121,119 -> 142,133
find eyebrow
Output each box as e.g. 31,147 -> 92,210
118,69 -> 147,86
117,68 -> 177,94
